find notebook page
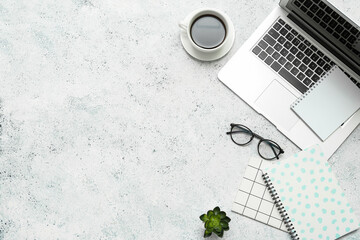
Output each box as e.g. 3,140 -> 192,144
264,145 -> 359,239
232,157 -> 287,232
291,66 -> 360,140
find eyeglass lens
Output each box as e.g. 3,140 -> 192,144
230,125 -> 253,145
258,140 -> 282,160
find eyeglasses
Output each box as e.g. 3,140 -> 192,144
226,123 -> 284,160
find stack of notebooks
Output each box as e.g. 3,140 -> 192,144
233,145 -> 359,239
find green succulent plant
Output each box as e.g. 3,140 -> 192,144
199,206 -> 231,238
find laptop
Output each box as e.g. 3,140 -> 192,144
218,0 -> 360,158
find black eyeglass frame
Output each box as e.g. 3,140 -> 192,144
226,123 -> 284,160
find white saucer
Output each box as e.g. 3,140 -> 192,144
180,13 -> 235,61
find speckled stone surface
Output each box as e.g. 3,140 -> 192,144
0,0 -> 359,239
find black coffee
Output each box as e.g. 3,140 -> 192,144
190,15 -> 226,49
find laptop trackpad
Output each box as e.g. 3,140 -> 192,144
255,80 -> 299,131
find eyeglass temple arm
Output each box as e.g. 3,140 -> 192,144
226,129 -> 252,135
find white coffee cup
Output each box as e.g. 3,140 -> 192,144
179,8 -> 233,54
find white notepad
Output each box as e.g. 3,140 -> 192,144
232,157 -> 287,232
291,66 -> 360,140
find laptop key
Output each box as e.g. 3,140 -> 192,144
303,57 -> 311,65
304,48 -> 313,56
331,11 -> 339,19
296,52 -> 305,60
339,38 -> 346,44
325,6 -> 332,14
317,50 -> 324,57
344,22 -> 352,30
326,27 -> 334,34
298,34 -> 305,41
252,46 -> 262,55
335,25 -> 344,34
271,62 -> 281,72
312,74 -> 320,82
322,14 -> 331,23
323,63 -> 331,71
279,68 -> 308,93
280,28 -> 288,36
285,33 -> 294,41
303,77 -> 312,86
313,16 -> 321,23
266,46 -> 275,55
299,64 -> 307,72
348,36 -> 356,44
305,69 -> 314,77
280,49 -> 289,56
298,43 -> 306,51
291,29 -> 298,36
350,27 -> 359,35
269,29 -> 280,39
297,72 -> 305,81
278,19 -> 285,25
304,0 -> 312,8
284,41 -> 292,49
316,9 -> 325,18
290,46 -> 298,54
300,6 -> 307,12
272,52 -> 281,60
292,38 -> 301,46
274,43 -> 282,51
273,23 -> 282,30
317,58 -> 325,67
278,36 -> 286,44
265,56 -> 274,65
293,59 -> 301,67
338,16 -> 345,24
259,40 -> 268,50
329,19 -> 337,28
264,34 -> 276,46
320,22 -> 327,29
319,1 -> 326,9
333,32 -> 340,39
258,51 -> 268,60
278,57 -> 287,65
290,67 -> 299,75
285,24 -> 292,30
315,67 -> 324,75
310,4 -> 319,13
310,53 -> 319,61
309,62 -> 317,70
285,62 -> 293,70
286,53 -> 295,62
341,30 -> 350,39
307,11 -> 314,18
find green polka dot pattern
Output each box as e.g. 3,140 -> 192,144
264,145 -> 359,240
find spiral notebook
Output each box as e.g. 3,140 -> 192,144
262,145 -> 359,240
291,66 -> 360,141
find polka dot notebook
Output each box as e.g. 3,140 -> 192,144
262,145 -> 359,240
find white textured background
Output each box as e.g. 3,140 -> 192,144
0,0 -> 359,239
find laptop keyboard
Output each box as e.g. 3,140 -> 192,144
293,0 -> 360,57
252,18 -> 360,94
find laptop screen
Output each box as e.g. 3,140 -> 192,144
284,0 -> 360,73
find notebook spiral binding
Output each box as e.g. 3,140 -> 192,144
262,173 -> 300,240
290,65 -> 338,109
